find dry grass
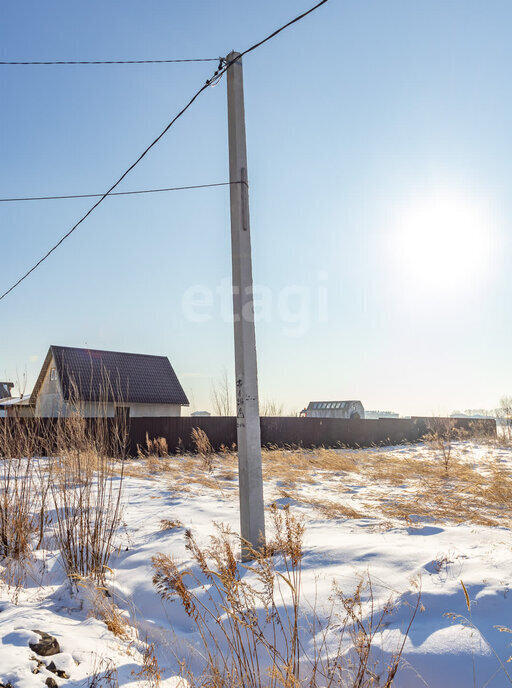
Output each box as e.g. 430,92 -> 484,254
262,446 -> 357,481
0,413 -> 126,589
191,427 -> 214,472
152,505 -> 421,687
49,417 -> 125,585
303,497 -> 365,520
132,641 -> 162,688
88,656 -> 119,688
272,446 -> 512,528
83,579 -> 131,640
122,450 -> 237,496
160,519 -> 183,531
0,421 -> 55,595
0,455 -> 36,561
122,429 -> 512,530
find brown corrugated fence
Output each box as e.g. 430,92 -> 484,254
0,416 -> 496,457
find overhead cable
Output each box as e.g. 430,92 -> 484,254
0,182 -> 241,203
0,58 -> 220,65
0,0 -> 330,301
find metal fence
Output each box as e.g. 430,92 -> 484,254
128,416 -> 493,454
0,415 -> 496,457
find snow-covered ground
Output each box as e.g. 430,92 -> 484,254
1,440 -> 512,687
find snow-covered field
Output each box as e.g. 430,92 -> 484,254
1,440 -> 512,687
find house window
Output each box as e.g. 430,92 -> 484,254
50,368 -> 57,381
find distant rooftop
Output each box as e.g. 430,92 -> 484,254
307,401 -> 362,411
0,394 -> 31,407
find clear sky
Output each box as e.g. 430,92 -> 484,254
1,0 -> 510,416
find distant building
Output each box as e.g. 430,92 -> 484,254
450,409 -> 496,420
300,400 -> 365,419
365,410 -> 399,419
191,411 -> 211,417
0,394 -> 33,418
0,382 -> 14,400
29,345 -> 189,419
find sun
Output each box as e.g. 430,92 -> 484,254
392,190 -> 495,293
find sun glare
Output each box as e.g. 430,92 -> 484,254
392,191 -> 495,293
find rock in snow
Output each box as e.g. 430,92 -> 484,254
28,630 -> 60,657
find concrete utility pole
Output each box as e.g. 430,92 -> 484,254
226,51 -> 266,560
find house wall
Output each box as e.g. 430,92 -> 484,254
73,402 -> 182,418
129,403 -> 182,417
35,354 -> 66,418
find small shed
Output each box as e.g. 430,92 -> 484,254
301,400 -> 365,419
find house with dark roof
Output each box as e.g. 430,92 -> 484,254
30,345 -> 189,419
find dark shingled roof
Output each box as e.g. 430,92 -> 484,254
33,346 -> 189,405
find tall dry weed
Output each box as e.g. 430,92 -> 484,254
50,452 -> 124,584
50,414 -> 125,585
191,427 -> 214,472
425,418 -> 464,474
152,506 -> 420,687
0,420 -> 55,593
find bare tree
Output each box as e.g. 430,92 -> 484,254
14,369 -> 28,398
497,396 -> 512,440
211,370 -> 233,416
261,399 -> 284,416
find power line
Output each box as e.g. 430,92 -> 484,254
234,0 -> 329,63
0,182 -> 242,203
0,71 -> 220,301
0,58 -> 220,65
0,0 -> 329,301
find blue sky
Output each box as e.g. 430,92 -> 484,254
1,0 -> 510,415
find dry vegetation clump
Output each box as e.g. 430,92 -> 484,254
136,434 -> 170,473
6,417 -> 121,569
50,446 -> 124,585
303,497 -> 365,520
147,435 -> 169,458
160,519 -> 183,531
123,432 -> 239,495
362,450 -> 512,527
424,417 -> 467,474
0,415 -> 126,596
261,446 -> 357,483
191,427 -> 214,472
152,505 -> 420,688
132,642 -> 162,688
81,578 -> 131,640
0,419 -> 55,593
0,454 -> 35,561
88,657 -> 119,688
